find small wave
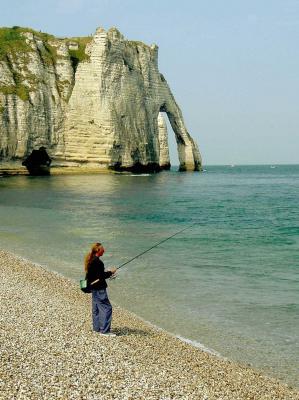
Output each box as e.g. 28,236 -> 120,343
107,303 -> 224,358
129,174 -> 151,177
176,335 -> 223,357
120,173 -> 151,177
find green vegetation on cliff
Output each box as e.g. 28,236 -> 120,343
0,27 -> 92,101
0,84 -> 30,101
68,37 -> 92,72
0,27 -> 31,60
0,26 -> 91,65
0,26 -> 57,101
0,26 -> 56,62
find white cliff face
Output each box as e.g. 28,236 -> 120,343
0,31 -> 74,160
158,112 -> 170,168
0,27 -> 202,171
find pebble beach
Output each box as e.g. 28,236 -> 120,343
1,250 -> 298,400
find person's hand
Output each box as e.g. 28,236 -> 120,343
110,267 -> 117,274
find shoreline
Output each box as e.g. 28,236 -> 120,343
7,251 -> 224,358
0,164 -> 115,176
1,249 -> 298,399
0,161 -> 171,177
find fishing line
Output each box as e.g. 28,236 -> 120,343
115,223 -> 198,271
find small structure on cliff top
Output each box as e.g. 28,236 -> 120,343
22,147 -> 52,175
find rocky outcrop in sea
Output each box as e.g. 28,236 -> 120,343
0,26 -> 201,172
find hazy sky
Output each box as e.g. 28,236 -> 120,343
1,0 -> 298,165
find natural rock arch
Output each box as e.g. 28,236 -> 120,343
0,27 -> 202,172
56,28 -> 202,172
159,103 -> 201,171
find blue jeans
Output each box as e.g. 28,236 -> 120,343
91,289 -> 112,333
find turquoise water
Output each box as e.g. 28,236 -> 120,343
0,165 -> 298,387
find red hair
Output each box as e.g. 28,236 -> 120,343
84,242 -> 102,272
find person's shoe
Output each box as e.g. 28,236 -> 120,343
99,332 -> 117,337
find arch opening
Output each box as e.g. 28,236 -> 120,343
160,112 -> 179,169
157,106 -> 201,172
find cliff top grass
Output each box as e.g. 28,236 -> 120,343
0,26 -> 91,64
67,36 -> 92,70
0,26 -> 55,61
0,27 -> 92,100
0,26 -> 148,67
0,27 -> 30,61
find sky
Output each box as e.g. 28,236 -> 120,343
1,0 -> 298,165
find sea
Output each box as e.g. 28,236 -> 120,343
0,165 -> 298,388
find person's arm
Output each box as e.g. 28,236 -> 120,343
95,258 -> 114,280
104,270 -> 113,279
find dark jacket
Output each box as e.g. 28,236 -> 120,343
86,256 -> 112,290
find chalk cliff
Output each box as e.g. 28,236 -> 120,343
0,26 -> 202,171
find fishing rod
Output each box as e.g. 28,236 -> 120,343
115,223 -> 197,271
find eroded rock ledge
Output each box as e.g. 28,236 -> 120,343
0,26 -> 202,172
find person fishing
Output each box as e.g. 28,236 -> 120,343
84,242 -> 117,336
82,225 -> 195,335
